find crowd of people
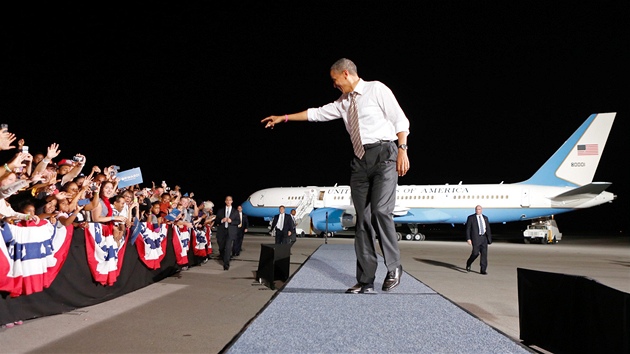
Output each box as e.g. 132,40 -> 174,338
0,126 -> 225,328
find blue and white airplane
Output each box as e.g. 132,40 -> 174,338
241,113 -> 616,240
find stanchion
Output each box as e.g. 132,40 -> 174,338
324,211 -> 328,244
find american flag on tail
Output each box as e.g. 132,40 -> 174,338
134,222 -> 168,270
577,143 -> 598,156
84,222 -> 128,286
171,225 -> 190,265
0,220 -> 73,297
191,225 -> 212,257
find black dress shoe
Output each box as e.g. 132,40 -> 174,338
345,283 -> 375,294
382,265 -> 402,291
466,265 -> 471,272
480,270 -> 487,275
223,265 -> 230,270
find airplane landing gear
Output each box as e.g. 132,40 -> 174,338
402,233 -> 425,241
404,224 -> 425,240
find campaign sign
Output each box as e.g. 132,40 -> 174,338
165,208 -> 181,222
116,167 -> 143,189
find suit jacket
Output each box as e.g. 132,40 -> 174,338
217,206 -> 240,237
237,212 -> 249,234
271,212 -> 294,233
466,213 -> 492,245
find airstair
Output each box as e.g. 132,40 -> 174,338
293,188 -> 317,236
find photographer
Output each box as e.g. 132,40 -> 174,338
54,154 -> 87,191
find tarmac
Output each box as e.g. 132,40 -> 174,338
0,229 -> 628,353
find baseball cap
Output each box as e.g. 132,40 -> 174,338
58,159 -> 73,166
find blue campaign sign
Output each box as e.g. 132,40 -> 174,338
116,167 -> 143,189
165,208 -> 181,221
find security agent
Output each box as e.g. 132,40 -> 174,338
465,205 -> 492,275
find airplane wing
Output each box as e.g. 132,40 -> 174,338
393,206 -> 409,216
393,208 -> 452,223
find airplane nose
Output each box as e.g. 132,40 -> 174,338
241,200 -> 254,215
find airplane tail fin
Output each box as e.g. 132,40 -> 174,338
519,112 -> 616,187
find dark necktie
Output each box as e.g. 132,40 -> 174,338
348,92 -> 365,159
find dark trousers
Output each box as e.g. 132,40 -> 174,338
217,226 -> 235,266
275,229 -> 288,244
233,229 -> 245,255
350,141 -> 400,284
467,234 -> 489,272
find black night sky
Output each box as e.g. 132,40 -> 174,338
3,2 -> 628,234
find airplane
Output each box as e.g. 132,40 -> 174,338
241,112 -> 617,242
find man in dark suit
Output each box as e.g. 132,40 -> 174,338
232,204 -> 249,257
216,195 -> 240,270
270,205 -> 294,244
465,205 -> 493,275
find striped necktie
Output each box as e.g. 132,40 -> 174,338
348,92 -> 365,159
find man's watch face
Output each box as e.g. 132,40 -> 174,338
398,144 -> 408,150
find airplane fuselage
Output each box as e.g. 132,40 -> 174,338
241,183 -> 615,225
241,113 -> 617,236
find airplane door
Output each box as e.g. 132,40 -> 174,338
257,193 -> 265,207
521,188 -> 530,207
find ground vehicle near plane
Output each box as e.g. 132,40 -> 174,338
523,219 -> 562,244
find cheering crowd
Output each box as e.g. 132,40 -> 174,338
0,126 -> 217,328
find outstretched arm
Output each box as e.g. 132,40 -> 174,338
261,111 -> 308,129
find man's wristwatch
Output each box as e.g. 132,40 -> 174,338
398,144 -> 408,150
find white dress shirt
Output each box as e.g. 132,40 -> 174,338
225,207 -> 231,228
277,213 -> 284,230
478,215 -> 485,235
307,79 -> 410,144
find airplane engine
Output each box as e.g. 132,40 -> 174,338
310,208 -> 346,233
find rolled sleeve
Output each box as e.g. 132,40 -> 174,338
375,83 -> 410,135
307,102 -> 343,123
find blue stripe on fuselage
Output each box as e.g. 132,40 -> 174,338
393,207 -> 572,224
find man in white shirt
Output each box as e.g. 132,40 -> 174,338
261,58 -> 411,293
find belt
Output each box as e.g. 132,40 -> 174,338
363,140 -> 393,149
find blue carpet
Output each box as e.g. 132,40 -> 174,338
225,244 -> 531,353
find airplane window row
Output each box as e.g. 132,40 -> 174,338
452,195 -> 509,199
396,195 -> 435,200
394,195 -> 509,200
288,196 -> 304,200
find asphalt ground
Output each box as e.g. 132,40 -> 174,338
1,229 -> 628,353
